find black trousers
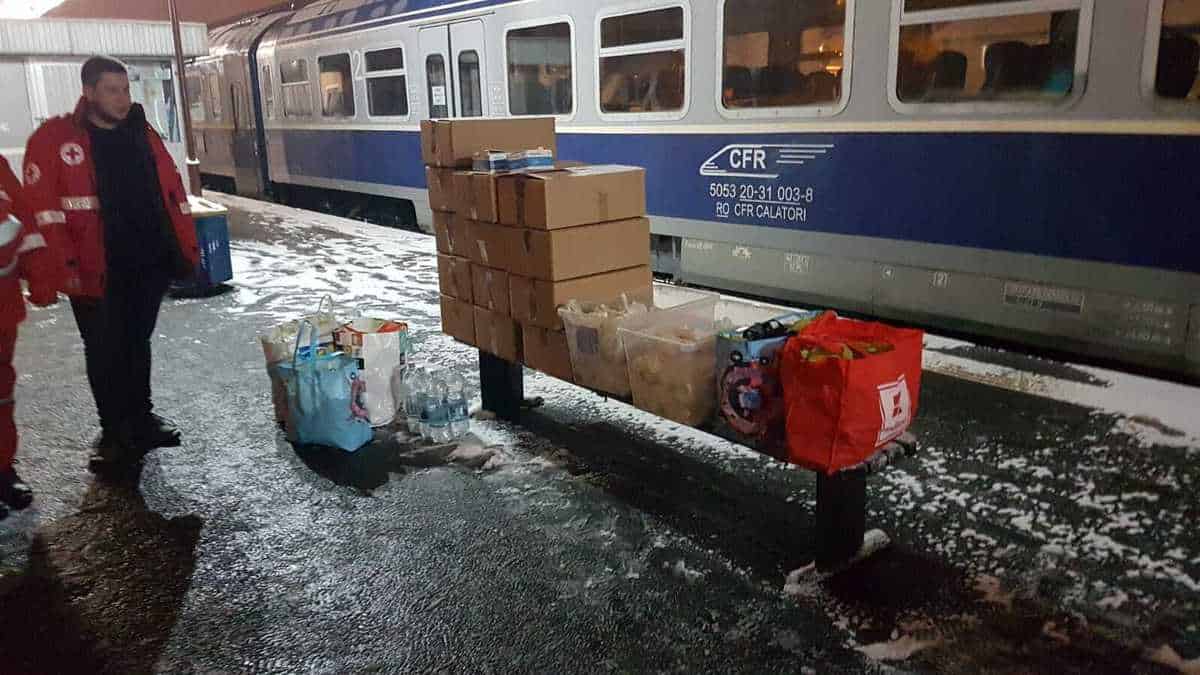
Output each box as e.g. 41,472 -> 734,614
70,270 -> 169,433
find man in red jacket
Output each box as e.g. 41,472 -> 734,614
0,156 -> 59,518
22,56 -> 200,473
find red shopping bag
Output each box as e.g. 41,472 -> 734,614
780,312 -> 923,473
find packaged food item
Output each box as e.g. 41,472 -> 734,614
510,266 -> 652,330
472,150 -> 510,173
619,298 -> 720,426
558,295 -> 649,397
508,147 -> 554,172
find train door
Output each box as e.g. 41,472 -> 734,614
418,19 -> 489,118
226,55 -> 264,197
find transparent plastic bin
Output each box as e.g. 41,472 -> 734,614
558,286 -> 715,398
618,296 -> 721,426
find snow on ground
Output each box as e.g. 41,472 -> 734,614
211,192 -> 1200,667
924,334 -> 1200,449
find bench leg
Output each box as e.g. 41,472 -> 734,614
815,469 -> 868,569
479,351 -> 523,423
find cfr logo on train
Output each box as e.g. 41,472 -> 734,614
699,143 -> 835,180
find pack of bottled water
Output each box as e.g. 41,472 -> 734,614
391,365 -> 469,443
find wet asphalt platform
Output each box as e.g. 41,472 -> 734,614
0,193 -> 1197,674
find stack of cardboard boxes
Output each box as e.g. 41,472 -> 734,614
426,117 -> 652,384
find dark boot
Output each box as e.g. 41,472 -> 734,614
0,467 -> 33,510
87,430 -> 142,476
122,413 -> 181,451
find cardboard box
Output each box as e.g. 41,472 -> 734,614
426,166 -> 456,212
511,217 -> 650,281
467,220 -> 520,271
433,211 -> 454,254
452,171 -> 473,212
473,306 -> 522,363
509,266 -> 653,331
498,165 -> 646,229
440,295 -> 475,345
420,118 -> 556,168
435,214 -> 472,258
523,326 -> 574,382
449,171 -> 502,222
471,264 -> 510,315
470,172 -> 502,222
436,254 -> 473,302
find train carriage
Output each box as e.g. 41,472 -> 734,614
187,0 -> 1200,377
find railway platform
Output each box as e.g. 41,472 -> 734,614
0,193 -> 1197,674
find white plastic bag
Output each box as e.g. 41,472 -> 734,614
334,318 -> 411,427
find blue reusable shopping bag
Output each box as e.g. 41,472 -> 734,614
277,321 -> 373,452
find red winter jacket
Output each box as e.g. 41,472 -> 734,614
0,156 -> 58,327
22,97 -> 200,299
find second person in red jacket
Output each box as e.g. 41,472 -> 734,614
22,56 -> 200,473
0,156 -> 59,518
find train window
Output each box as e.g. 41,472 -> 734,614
128,62 -> 179,142
893,1 -> 1090,107
720,0 -> 848,111
1151,0 -> 1200,101
506,21 -> 573,116
365,47 -> 409,117
598,6 -> 688,115
261,65 -> 275,119
280,58 -> 313,118
905,0 -> 1029,8
601,7 -> 684,47
459,50 -> 483,117
426,54 -> 449,118
366,47 -> 404,71
318,53 -> 355,118
186,73 -> 205,122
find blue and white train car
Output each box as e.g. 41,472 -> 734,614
191,0 -> 1200,377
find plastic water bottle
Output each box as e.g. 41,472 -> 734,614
423,379 -> 451,443
406,368 -> 428,435
445,372 -> 470,439
396,365 -> 415,422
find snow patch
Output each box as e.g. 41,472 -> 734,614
856,635 -> 941,662
923,334 -> 1200,446
1095,589 -> 1129,610
782,563 -> 820,599
667,559 -> 706,584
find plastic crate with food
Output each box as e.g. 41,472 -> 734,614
558,286 -> 716,397
618,296 -> 722,426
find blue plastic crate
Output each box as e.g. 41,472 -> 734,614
172,196 -> 232,295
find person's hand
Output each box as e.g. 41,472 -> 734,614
29,285 -> 58,307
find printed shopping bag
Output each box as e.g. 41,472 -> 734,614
259,296 -> 343,430
277,321 -> 373,452
333,318 -> 411,427
780,311 -> 923,474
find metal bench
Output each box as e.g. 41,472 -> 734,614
478,351 -> 918,573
